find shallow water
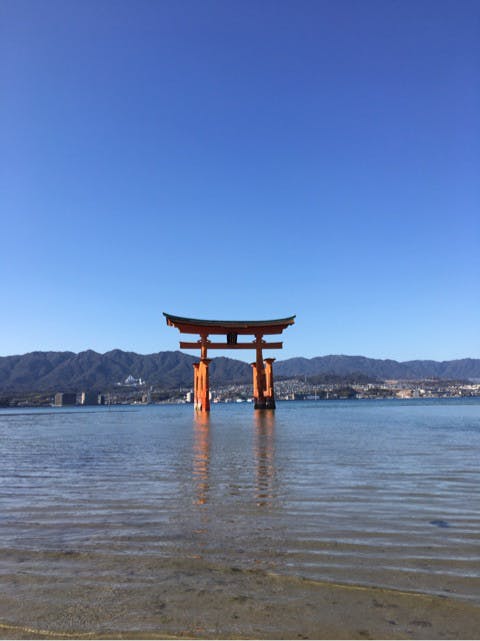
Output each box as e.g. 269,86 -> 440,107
1,399 -> 479,603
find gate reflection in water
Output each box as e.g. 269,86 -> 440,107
192,409 -> 276,509
254,410 -> 275,507
193,412 -> 211,506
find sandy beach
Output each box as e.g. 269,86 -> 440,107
1,552 -> 479,640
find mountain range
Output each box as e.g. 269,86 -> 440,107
1,350 -> 479,393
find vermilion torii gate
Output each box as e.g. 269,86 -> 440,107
163,313 -> 295,411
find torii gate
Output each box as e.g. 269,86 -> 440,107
163,313 -> 295,411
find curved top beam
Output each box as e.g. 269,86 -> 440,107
163,312 -> 295,335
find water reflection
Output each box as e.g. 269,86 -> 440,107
253,410 -> 276,507
192,413 -> 211,505
192,410 -> 277,508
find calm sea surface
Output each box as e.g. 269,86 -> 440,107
1,399 -> 479,602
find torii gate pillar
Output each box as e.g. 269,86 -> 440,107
251,359 -> 276,409
193,359 -> 211,412
264,358 -> 276,409
251,333 -> 277,410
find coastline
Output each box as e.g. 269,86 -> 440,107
1,552 -> 479,640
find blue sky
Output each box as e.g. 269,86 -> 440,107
1,0 -> 479,361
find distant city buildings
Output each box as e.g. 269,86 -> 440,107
12,376 -> 480,409
54,392 -> 76,407
118,375 -> 144,386
79,391 -> 100,405
141,390 -> 152,404
54,391 -> 105,406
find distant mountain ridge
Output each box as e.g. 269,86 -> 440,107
0,350 -> 251,393
0,350 -> 479,393
275,355 -> 480,380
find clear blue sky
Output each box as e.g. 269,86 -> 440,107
1,0 -> 479,362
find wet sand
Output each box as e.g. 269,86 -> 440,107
1,551 -> 479,639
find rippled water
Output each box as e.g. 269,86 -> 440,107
1,399 -> 479,602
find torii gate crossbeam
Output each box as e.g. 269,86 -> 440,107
163,313 -> 295,411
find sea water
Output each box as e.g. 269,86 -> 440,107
0,399 -> 479,602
